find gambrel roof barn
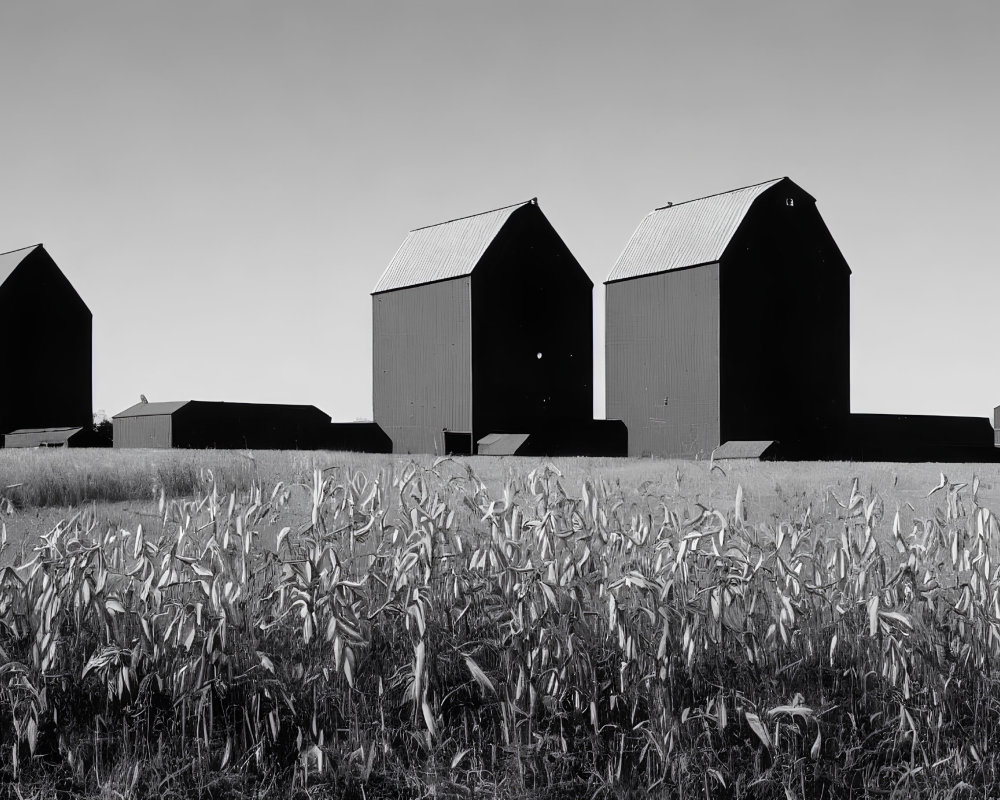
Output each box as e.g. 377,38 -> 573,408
372,199 -> 594,455
0,244 -> 92,434
605,178 -> 851,458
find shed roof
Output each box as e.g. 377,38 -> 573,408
5,427 -> 84,447
712,440 -> 778,460
0,244 -> 42,286
606,178 -> 810,283
372,199 -> 535,293
477,432 -> 531,456
113,401 -> 190,418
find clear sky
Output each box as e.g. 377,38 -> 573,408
2,1 -> 998,422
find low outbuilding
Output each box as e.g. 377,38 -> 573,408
474,421 -> 627,457
113,401 -> 332,449
5,427 -> 109,448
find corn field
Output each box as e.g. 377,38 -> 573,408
1,459 -> 999,798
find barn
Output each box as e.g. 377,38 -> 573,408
112,401 -> 333,449
605,178 -> 851,458
0,244 -> 92,434
5,426 -> 109,448
372,198 -> 594,455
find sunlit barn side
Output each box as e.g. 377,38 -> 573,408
0,244 -> 92,435
605,178 -> 850,458
372,198 -> 600,455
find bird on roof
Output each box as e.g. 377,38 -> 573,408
139,394 -> 148,404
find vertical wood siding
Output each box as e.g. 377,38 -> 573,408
113,415 -> 173,448
606,265 -> 720,458
373,278 -> 472,454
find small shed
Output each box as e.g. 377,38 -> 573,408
711,440 -> 780,462
372,198 -> 593,455
113,401 -> 332,449
0,244 -> 92,434
477,433 -> 532,456
5,427 -> 108,448
321,422 -> 392,453
475,421 -> 627,457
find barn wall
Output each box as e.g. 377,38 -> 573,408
172,403 -> 331,449
471,203 -> 593,440
0,248 -> 91,433
605,265 -> 720,458
373,278 -> 472,454
846,413 -> 999,462
113,415 -> 173,448
719,187 -> 850,451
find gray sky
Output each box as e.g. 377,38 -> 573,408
2,1 -> 998,422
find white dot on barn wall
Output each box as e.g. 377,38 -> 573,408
537,352 -> 543,359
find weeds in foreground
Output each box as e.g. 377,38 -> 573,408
0,460 -> 997,798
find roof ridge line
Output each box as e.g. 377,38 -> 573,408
652,177 -> 785,212
409,198 -> 536,232
0,243 -> 42,257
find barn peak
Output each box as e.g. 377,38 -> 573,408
606,177 -> 819,283
372,198 -> 541,294
0,243 -> 44,286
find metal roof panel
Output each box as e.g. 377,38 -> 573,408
606,179 -> 787,282
113,401 -> 191,418
477,432 -> 531,455
712,440 -> 778,459
0,244 -> 41,286
372,200 -> 533,293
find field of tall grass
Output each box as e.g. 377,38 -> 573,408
2,450 -> 1000,797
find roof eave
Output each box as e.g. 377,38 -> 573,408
604,259 -> 721,285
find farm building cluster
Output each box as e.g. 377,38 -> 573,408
3,177 -> 999,462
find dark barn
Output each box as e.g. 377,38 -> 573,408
113,401 -> 332,449
321,422 -> 392,453
372,198 -> 593,455
0,244 -> 92,434
605,178 -> 851,458
844,414 -> 1000,463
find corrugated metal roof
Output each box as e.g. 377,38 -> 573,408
606,179 -> 797,283
7,427 -> 82,435
0,244 -> 41,286
5,427 -> 84,447
113,401 -> 190,418
712,440 -> 778,459
477,432 -> 531,456
372,200 -> 534,293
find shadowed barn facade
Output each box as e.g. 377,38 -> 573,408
605,178 -> 851,458
0,244 -> 92,434
372,199 -> 594,455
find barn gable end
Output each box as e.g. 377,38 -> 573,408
0,244 -> 92,434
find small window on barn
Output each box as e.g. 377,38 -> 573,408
786,197 -> 795,207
